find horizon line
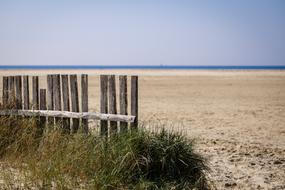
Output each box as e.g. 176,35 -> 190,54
0,65 -> 285,70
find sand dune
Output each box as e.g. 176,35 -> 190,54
0,70 -> 284,189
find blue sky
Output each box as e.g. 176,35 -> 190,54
0,0 -> 284,66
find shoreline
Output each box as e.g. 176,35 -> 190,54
1,69 -> 285,76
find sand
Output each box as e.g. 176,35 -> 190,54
0,69 -> 285,189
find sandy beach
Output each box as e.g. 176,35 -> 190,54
0,69 -> 285,189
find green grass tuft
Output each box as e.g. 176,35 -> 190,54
0,116 -> 210,189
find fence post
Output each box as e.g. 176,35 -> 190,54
23,76 -> 29,110
61,75 -> 70,132
81,74 -> 88,134
70,75 -> 79,133
40,89 -> 47,130
2,77 -> 8,106
8,76 -> 15,106
15,76 -> 22,109
53,74 -> 62,126
131,76 -> 138,129
47,75 -> 54,126
119,75 -> 128,132
32,76 -> 39,110
100,75 -> 108,136
108,75 -> 117,134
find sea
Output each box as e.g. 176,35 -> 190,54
0,65 -> 285,70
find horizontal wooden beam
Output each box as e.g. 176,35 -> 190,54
0,110 -> 135,123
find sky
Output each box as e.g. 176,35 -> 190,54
0,0 -> 284,66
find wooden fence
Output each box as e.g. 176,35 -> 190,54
0,74 -> 138,135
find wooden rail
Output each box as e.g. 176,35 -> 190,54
0,110 -> 135,122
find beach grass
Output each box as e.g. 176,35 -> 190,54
0,115 -> 209,190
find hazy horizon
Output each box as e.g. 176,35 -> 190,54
0,0 -> 285,66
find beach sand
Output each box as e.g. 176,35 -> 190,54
0,69 -> 285,189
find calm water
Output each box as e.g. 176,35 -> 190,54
0,65 -> 285,70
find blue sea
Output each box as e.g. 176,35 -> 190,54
0,65 -> 285,70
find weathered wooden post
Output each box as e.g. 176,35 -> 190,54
108,75 -> 117,134
8,76 -> 15,106
32,76 -> 39,110
61,75 -> 70,132
23,76 -> 29,110
70,75 -> 79,133
2,76 -> 9,106
100,75 -> 108,136
47,75 -> 54,126
131,76 -> 138,129
119,75 -> 128,132
39,89 -> 47,129
81,74 -> 88,133
40,89 -> 47,110
53,74 -> 62,126
15,76 -> 22,109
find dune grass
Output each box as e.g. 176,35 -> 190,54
0,116 -> 209,190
